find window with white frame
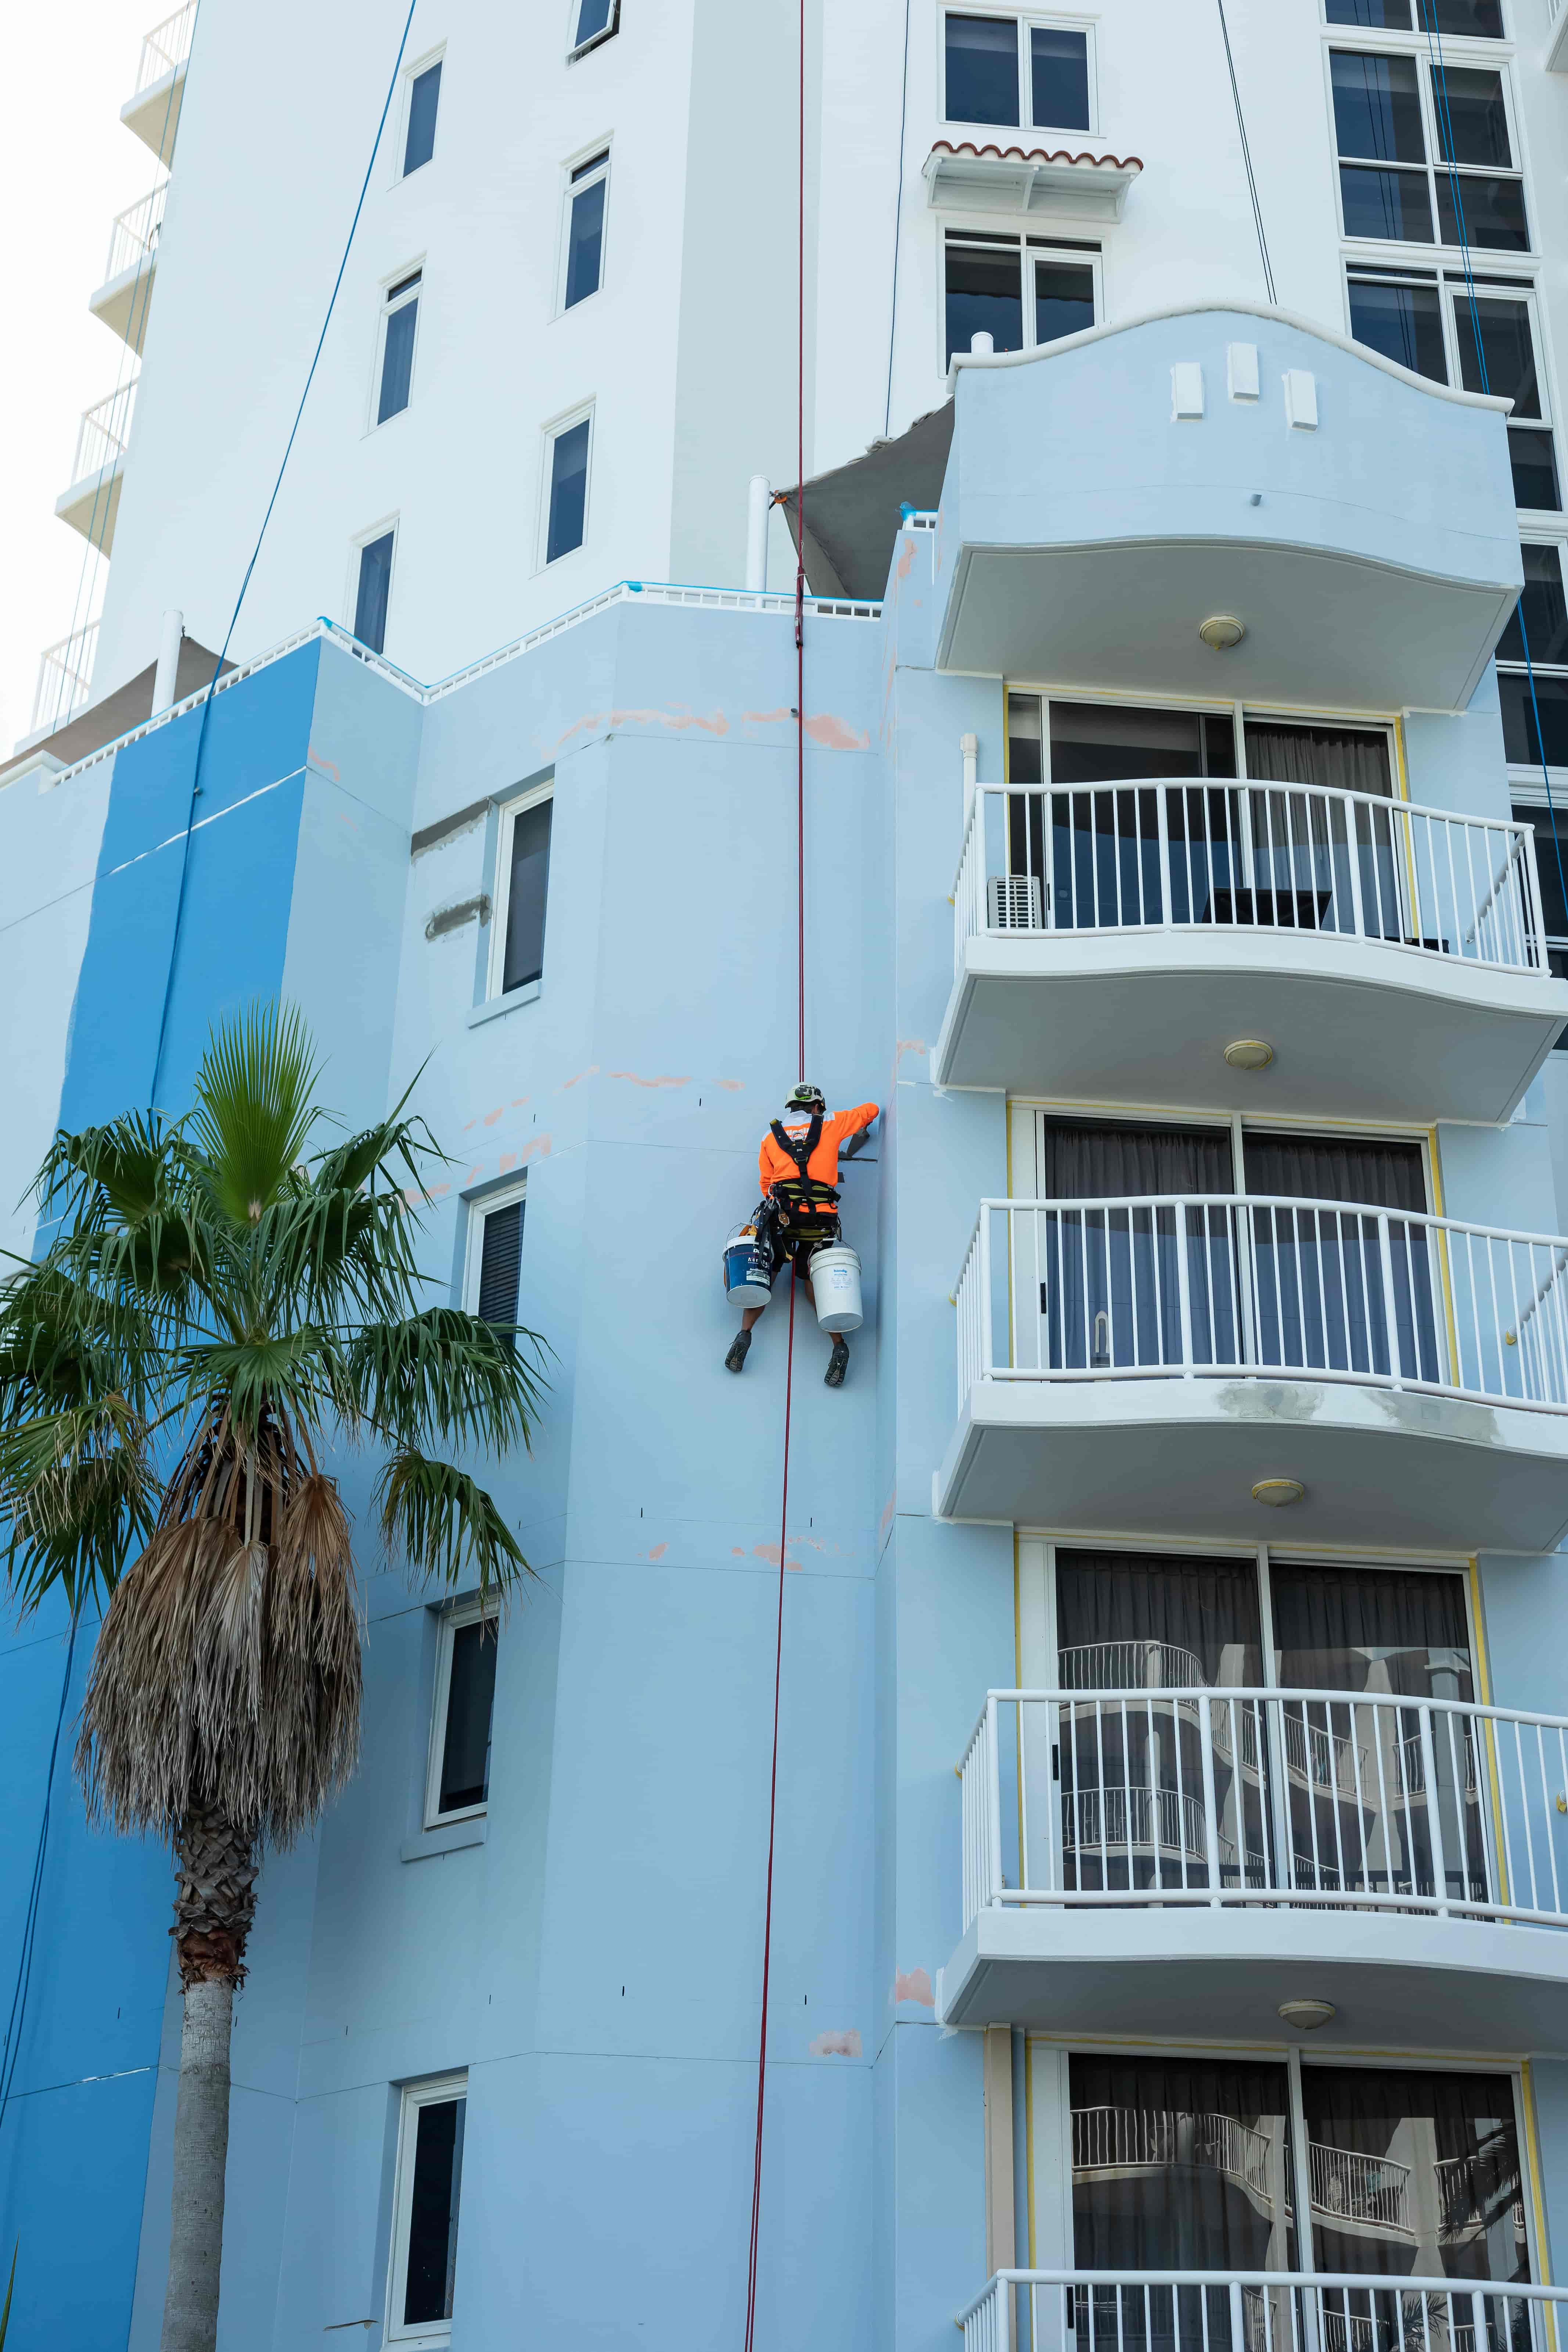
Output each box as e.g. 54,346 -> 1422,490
561,149 -> 608,310
466,1184 -> 526,1326
568,0 -> 619,59
400,56 -> 442,177
1345,267 -> 1558,511
488,786 -> 553,998
540,409 -> 591,564
426,1598 -> 498,1823
1330,47 -> 1527,251
375,268 -> 423,424
943,11 -> 1093,132
1324,0 -> 1503,32
1502,542 -> 1568,1039
387,2074 -> 467,2344
352,524 -> 397,655
943,230 -> 1097,368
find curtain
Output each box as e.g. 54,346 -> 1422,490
1046,1123 -> 1235,1199
1057,1549 -> 1262,1687
1243,722 -> 1392,796
1071,2053 -> 1297,2273
1300,2066 -> 1526,2284
1241,1139 -> 1438,1386
1270,1565 -> 1472,1700
1242,1137 -> 1425,1211
1038,1128 -> 1239,1377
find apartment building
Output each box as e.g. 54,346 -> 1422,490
6,4 -> 1568,2351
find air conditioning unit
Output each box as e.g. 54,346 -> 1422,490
988,873 -> 1044,930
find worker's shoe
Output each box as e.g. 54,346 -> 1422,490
725,1330 -> 752,1374
825,1337 -> 850,1388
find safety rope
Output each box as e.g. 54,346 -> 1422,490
0,1605 -> 82,2143
148,0 -> 420,1108
1423,3 -> 1568,943
884,0 -> 914,439
1215,0 -> 1276,306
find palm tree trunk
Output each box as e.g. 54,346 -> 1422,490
160,1805 -> 258,2352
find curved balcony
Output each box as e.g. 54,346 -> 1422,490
960,2273 -> 1567,2352
938,1195 -> 1568,1551
943,1686 -> 1568,2051
933,782 -> 1568,1122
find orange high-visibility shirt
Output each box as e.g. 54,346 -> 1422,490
758,1103 -> 879,1195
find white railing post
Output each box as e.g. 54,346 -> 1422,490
986,1695 -> 1005,1906
1155,781 -> 1174,928
1374,1211 -> 1404,1390
1198,1694 -> 1223,1906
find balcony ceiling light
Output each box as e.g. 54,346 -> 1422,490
1252,1478 -> 1305,1508
1198,613 -> 1246,651
1224,1038 -> 1274,1070
1278,1998 -> 1336,2031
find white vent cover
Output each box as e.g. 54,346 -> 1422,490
988,874 -> 1044,930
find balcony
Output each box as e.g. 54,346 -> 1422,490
935,783 -> 1568,1123
89,183 -> 166,351
121,5 -> 194,162
934,309 -> 1520,709
938,1197 -> 1568,1551
960,2274 -> 1567,2352
54,382 -> 136,555
943,1684 -> 1568,2051
29,622 -> 100,741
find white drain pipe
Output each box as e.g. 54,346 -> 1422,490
152,607 -> 184,713
745,475 -> 770,593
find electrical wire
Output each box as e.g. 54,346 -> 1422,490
0,1607 -> 83,2142
147,0 -> 420,1110
1215,0 -> 1277,307
883,0 -> 914,439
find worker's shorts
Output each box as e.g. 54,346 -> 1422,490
756,1193 -> 840,1282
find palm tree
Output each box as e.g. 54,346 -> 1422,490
0,1005 -> 546,2352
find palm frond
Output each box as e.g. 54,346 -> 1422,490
0,1396 -> 159,1613
376,1448 -> 532,1607
346,1309 -> 547,1455
188,1001 -> 322,1229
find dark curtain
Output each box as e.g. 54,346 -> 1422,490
1057,1549 -> 1263,1686
1271,1564 -> 1473,1700
1039,1128 -> 1239,1376
1300,2066 -> 1526,2284
1071,2053 -> 1297,2272
1046,1123 -> 1235,1199
1241,1138 -> 1437,1385
1242,1136 -> 1425,1210
1243,722 -> 1392,795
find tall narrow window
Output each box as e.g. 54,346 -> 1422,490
353,529 -> 396,655
1499,544 -> 1568,769
491,789 -> 554,995
1346,267 -> 1447,381
563,151 -> 608,309
1030,25 -> 1090,129
427,1601 -> 499,1822
543,414 -> 590,562
569,0 -> 619,57
377,270 -> 422,424
388,2076 -> 467,2342
1453,288 -> 1558,510
471,1194 -> 525,1326
946,14 -> 1019,123
402,61 -> 442,175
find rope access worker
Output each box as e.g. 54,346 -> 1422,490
725,1082 -> 879,1387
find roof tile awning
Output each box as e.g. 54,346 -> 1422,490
923,140 -> 1142,223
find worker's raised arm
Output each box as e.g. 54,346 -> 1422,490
833,1101 -> 880,1142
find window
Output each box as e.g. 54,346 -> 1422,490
387,2076 -> 467,2344
353,528 -> 396,655
569,0 -> 619,58
489,788 -> 553,995
468,1190 -> 526,1324
944,232 -> 1097,368
377,269 -> 422,424
541,411 -> 591,564
1331,48 -> 1527,250
402,60 -> 442,176
1326,0 -> 1503,29
943,12 -> 1092,131
1346,270 -> 1557,510
426,1600 -> 498,1823
562,150 -> 608,310
1498,544 -> 1568,771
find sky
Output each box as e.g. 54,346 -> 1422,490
0,0 -> 158,754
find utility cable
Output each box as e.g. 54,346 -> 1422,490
1215,0 -> 1276,307
147,0 -> 420,1110
0,1607 -> 83,2142
883,0 -> 914,439
1423,5 -> 1568,946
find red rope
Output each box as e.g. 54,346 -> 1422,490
742,3 -> 808,2343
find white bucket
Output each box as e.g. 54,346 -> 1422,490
808,1244 -> 863,1334
723,1224 -> 773,1312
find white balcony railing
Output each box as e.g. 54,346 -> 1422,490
30,621 -> 100,737
954,1196 -> 1568,1419
70,381 -> 137,483
135,2 -> 196,91
1309,2143 -> 1412,2234
104,182 -> 167,283
958,1687 -> 1568,1936
960,2272 -> 1568,2352
1074,2108 -> 1276,2201
953,781 -> 1548,977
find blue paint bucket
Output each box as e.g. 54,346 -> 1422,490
723,1224 -> 773,1311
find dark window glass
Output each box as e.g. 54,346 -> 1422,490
546,420 -> 590,561
439,1620 -> 497,1812
572,0 -> 615,47
1500,670 -> 1568,768
1056,1547 -> 1264,1688
501,800 -> 552,990
1030,26 -> 1089,129
1041,1119 -> 1235,1199
1513,807 -> 1568,936
1035,259 -> 1095,346
1270,1563 -> 1471,1699
565,175 -> 605,307
1434,67 -> 1511,168
378,295 -> 418,423
1008,692 -> 1043,784
1551,947 -> 1568,1047
945,244 -> 1022,365
404,2097 -> 465,2324
1418,0 -> 1503,32
1341,166 -> 1434,243
1332,52 -> 1425,163
1049,701 -> 1236,784
1242,1133 -> 1426,1211
1327,0 -> 1412,19
945,13 -> 1018,124
1299,2067 -> 1525,2283
1455,295 -> 1538,413
1497,544 -> 1568,666
1071,2053 -> 1298,2270
1510,431 -> 1561,513
475,1197 -> 524,1324
1348,277 -> 1447,380
1242,720 -> 1391,795
403,62 -> 441,175
1436,174 -> 1529,252
353,532 -> 395,654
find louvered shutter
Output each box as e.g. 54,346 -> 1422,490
475,1200 -> 523,1330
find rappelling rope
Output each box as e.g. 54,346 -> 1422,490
1215,0 -> 1276,306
